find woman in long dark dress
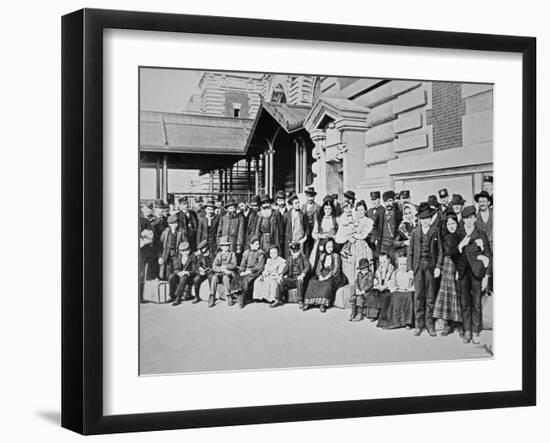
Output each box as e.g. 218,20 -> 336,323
433,210 -> 463,336
303,238 -> 346,312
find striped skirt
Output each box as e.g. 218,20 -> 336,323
433,256 -> 462,322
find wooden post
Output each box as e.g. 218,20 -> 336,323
162,154 -> 168,203
295,139 -> 300,193
254,157 -> 260,195
229,166 -> 234,192
209,171 -> 214,195
218,169 -> 223,194
155,157 -> 161,200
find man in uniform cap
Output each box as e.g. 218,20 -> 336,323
456,205 -> 492,344
407,202 -> 442,337
438,188 -> 450,212
302,187 -> 321,258
252,194 -> 280,254
169,242 -> 196,306
217,199 -> 244,255
482,175 -> 494,201
367,191 -> 385,269
158,214 -> 187,280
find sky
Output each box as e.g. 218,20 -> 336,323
140,68 -> 201,113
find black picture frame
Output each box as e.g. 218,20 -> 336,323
61,8 -> 536,435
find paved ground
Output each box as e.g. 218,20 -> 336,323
139,300 -> 493,375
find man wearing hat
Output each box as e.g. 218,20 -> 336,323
214,195 -> 226,218
282,241 -> 311,309
367,191 -> 385,269
217,199 -> 245,255
252,194 -> 280,254
438,188 -> 450,213
176,196 -> 199,252
230,236 -> 265,308
282,194 -> 308,258
427,194 -> 443,230
301,187 -> 321,257
239,197 -> 259,254
158,214 -> 187,280
379,190 -> 402,263
456,205 -> 492,344
140,201 -> 154,232
169,242 -> 197,306
450,194 -> 466,231
482,175 -> 493,203
211,235 -> 238,307
197,200 -> 220,255
407,202 -> 442,337
274,190 -> 288,250
192,239 -> 215,304
474,190 -> 493,295
195,196 -> 205,217
332,193 -> 343,217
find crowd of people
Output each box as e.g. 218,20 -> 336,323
139,175 -> 494,345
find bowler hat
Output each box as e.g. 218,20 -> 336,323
204,200 -> 216,209
259,194 -> 273,205
343,190 -> 356,201
249,195 -> 261,206
382,190 -> 395,201
400,190 -> 410,199
167,214 -> 178,224
474,190 -> 492,202
450,194 -> 465,206
275,190 -> 286,200
461,205 -> 477,219
417,201 -> 436,219
178,196 -> 188,204
304,186 -> 317,196
427,195 -> 440,208
370,191 -> 381,200
357,258 -> 370,270
438,188 -> 449,198
218,236 -> 231,246
197,240 -> 209,251
287,194 -> 299,205
224,199 -> 237,209
178,242 -> 190,252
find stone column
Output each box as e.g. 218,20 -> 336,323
335,117 -> 369,195
309,129 -> 327,197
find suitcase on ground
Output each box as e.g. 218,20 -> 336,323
333,285 -> 351,309
142,279 -> 170,303
482,293 -> 493,330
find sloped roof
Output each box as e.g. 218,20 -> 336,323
140,111 -> 254,155
261,102 -> 312,133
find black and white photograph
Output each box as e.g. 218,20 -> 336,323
139,68 -> 494,375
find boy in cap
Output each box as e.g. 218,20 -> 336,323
457,205 -> 492,344
231,236 -> 265,308
283,194 -> 308,258
367,191 -> 385,269
169,242 -> 196,306
407,202 -> 442,337
159,214 -> 187,280
349,258 -> 374,322
217,199 -> 244,254
301,187 -> 321,257
192,239 -> 215,304
211,236 -> 238,307
282,241 -> 311,309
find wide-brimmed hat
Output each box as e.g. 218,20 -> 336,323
382,190 -> 395,201
343,190 -> 356,201
357,258 -> 370,270
461,205 -> 477,219
438,188 -> 449,198
474,190 -> 492,202
370,191 -> 381,200
450,194 -> 465,206
417,201 -> 436,219
287,194 -> 299,205
167,214 -> 178,224
224,199 -> 237,209
304,186 -> 317,196
427,195 -> 440,209
218,236 -> 231,246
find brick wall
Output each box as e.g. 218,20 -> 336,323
426,82 -> 466,151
